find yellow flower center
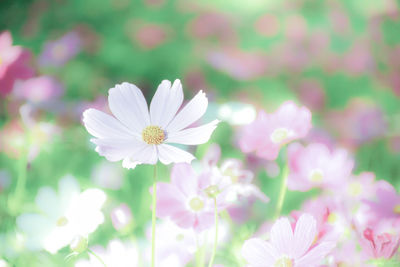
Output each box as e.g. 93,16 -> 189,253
327,212 -> 338,224
274,257 -> 293,267
224,168 -> 238,183
348,182 -> 362,196
393,204 -> 400,214
56,216 -> 68,227
142,125 -> 165,145
189,197 -> 204,211
309,169 -> 324,182
270,128 -> 289,144
0,56 -> 2,65
176,234 -> 184,241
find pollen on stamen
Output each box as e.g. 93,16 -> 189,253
142,125 -> 165,145
270,128 -> 289,144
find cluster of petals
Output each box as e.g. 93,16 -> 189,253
17,175 -> 106,254
287,142 -> 354,192
0,31 -> 34,96
154,163 -> 228,232
242,213 -> 335,267
202,144 -> 269,203
83,79 -> 219,169
238,101 -> 311,160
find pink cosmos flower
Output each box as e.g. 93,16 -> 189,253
12,75 -> 64,104
83,79 -> 219,169
242,214 -> 335,267
363,182 -> 400,220
0,31 -> 34,96
154,163 -> 226,232
238,101 -> 312,161
287,142 -> 354,192
39,31 -> 81,67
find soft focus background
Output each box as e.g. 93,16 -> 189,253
1,0 -> 400,266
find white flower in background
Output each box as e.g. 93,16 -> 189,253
216,102 -> 256,125
75,239 -> 138,267
82,79 -> 219,169
16,175 -> 106,254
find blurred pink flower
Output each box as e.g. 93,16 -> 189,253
83,79 -> 219,169
242,214 -> 335,267
296,79 -> 325,111
12,75 -> 64,104
364,183 -> 400,220
238,101 -> 312,161
154,163 -> 226,232
39,31 -> 81,67
287,142 -> 354,192
254,14 -> 280,38
134,23 -> 169,49
206,48 -> 268,80
188,12 -> 236,44
0,31 -> 34,96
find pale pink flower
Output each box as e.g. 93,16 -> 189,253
83,79 -> 219,169
0,31 -> 34,96
363,182 -> 400,220
242,214 -> 335,267
238,101 -> 312,161
287,142 -> 354,192
154,163 -> 226,232
13,75 -> 64,104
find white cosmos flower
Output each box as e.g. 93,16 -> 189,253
16,175 -> 106,254
82,79 -> 219,169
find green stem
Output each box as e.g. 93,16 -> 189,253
274,164 -> 289,219
88,248 -> 107,267
195,235 -> 205,267
208,198 -> 219,267
151,164 -> 157,267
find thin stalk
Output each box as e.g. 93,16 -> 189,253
208,198 -> 219,267
151,164 -> 157,267
88,248 -> 107,267
274,164 -> 289,219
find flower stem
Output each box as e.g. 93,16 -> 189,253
208,198 -> 219,267
88,248 -> 107,267
151,164 -> 157,267
274,164 -> 289,219
195,235 -> 205,267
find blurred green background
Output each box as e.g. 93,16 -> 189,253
1,0 -> 400,266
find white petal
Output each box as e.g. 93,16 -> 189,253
166,119 -> 219,145
35,187 -> 60,216
122,144 -> 158,169
166,90 -> 208,132
242,238 -> 278,266
82,108 -> 135,139
58,175 -> 80,211
292,214 -> 317,259
91,137 -> 145,162
150,79 -> 183,128
270,217 -> 294,256
108,82 -> 150,133
296,241 -> 336,266
157,144 -> 195,165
